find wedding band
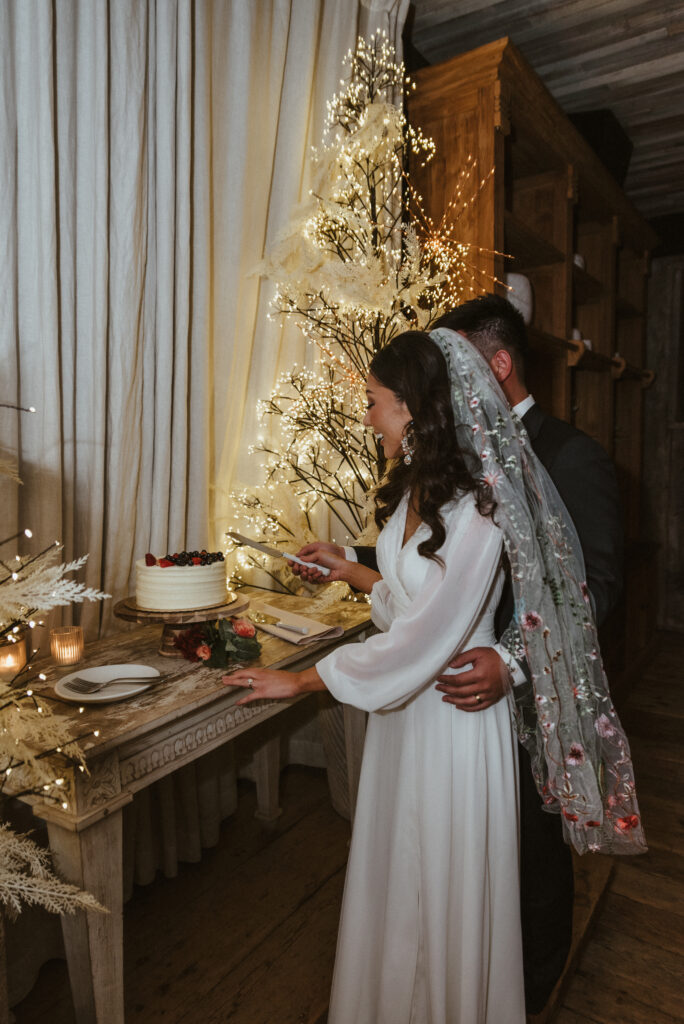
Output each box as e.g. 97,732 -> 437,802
475,693 -> 482,704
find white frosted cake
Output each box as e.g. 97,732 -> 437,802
135,550 -> 227,612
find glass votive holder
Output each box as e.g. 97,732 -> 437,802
50,626 -> 84,666
0,631 -> 28,681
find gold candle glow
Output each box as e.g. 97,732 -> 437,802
0,633 -> 27,681
50,626 -> 84,666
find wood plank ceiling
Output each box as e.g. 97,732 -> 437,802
408,0 -> 684,227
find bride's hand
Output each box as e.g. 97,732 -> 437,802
223,666 -> 326,704
293,541 -> 345,584
223,667 -> 303,705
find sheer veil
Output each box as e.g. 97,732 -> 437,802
430,327 -> 646,855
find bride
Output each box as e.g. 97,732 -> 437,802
226,328 -> 645,1024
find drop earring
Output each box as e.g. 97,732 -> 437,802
401,422 -> 415,465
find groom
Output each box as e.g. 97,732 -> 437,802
295,294 -> 624,1016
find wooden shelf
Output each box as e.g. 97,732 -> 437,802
527,327 -> 575,359
567,344 -> 616,373
569,348 -> 653,383
617,363 -> 654,386
572,265 -> 604,304
504,211 -> 565,268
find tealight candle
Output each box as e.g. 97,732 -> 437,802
0,633 -> 27,681
50,626 -> 84,666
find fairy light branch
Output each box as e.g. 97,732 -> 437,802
227,33 -> 498,589
0,400 -> 108,916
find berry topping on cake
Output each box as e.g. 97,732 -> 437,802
145,549 -> 225,567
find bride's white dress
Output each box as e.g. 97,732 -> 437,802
316,492 -> 525,1024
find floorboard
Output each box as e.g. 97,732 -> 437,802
556,630 -> 684,1024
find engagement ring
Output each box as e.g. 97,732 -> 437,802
475,694 -> 482,704
247,678 -> 254,689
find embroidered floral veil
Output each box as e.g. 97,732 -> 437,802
430,327 -> 646,855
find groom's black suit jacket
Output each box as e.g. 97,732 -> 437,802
353,402 -> 624,1014
514,403 -> 623,627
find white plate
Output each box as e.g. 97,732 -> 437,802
54,664 -> 161,704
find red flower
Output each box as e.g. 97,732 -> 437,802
616,815 -> 640,832
196,644 -> 211,661
565,743 -> 585,766
521,611 -> 543,631
173,624 -> 207,661
595,713 -> 617,738
232,618 -> 256,638
562,809 -> 579,822
585,820 -> 602,828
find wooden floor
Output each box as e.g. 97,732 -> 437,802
555,631 -> 684,1024
13,631 -> 684,1023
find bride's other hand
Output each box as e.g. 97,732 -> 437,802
291,540 -> 380,593
292,541 -> 345,583
293,543 -> 380,591
435,647 -> 511,711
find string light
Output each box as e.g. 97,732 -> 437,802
227,34 -> 497,590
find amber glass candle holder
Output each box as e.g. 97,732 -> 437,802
50,626 -> 84,666
0,632 -> 28,681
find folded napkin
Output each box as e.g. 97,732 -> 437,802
252,602 -> 344,646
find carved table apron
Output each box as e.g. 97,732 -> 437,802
26,593 -> 370,1024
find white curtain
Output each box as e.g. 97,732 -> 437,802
1,0 -> 410,1001
0,0 -> 408,638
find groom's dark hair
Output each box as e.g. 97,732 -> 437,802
434,293 -> 529,383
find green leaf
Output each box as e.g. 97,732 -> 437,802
207,647 -> 228,669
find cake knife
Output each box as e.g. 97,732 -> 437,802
226,531 -> 331,577
248,610 -> 309,636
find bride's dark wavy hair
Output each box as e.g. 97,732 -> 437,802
370,331 -> 495,563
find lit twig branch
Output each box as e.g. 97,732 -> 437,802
228,34 -> 495,589
0,403 -> 108,916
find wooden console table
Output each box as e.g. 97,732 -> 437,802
24,592 -> 370,1024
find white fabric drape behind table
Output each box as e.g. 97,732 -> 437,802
0,0 -> 408,636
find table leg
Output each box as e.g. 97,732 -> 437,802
46,810 -> 124,1024
252,734 -> 282,825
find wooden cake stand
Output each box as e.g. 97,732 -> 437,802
113,592 -> 250,656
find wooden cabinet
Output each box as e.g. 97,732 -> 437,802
409,37 -> 658,669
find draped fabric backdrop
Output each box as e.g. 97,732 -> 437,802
0,0 -> 409,638
1,2 -> 409,999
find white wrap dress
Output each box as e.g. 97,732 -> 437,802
316,492 -> 525,1024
